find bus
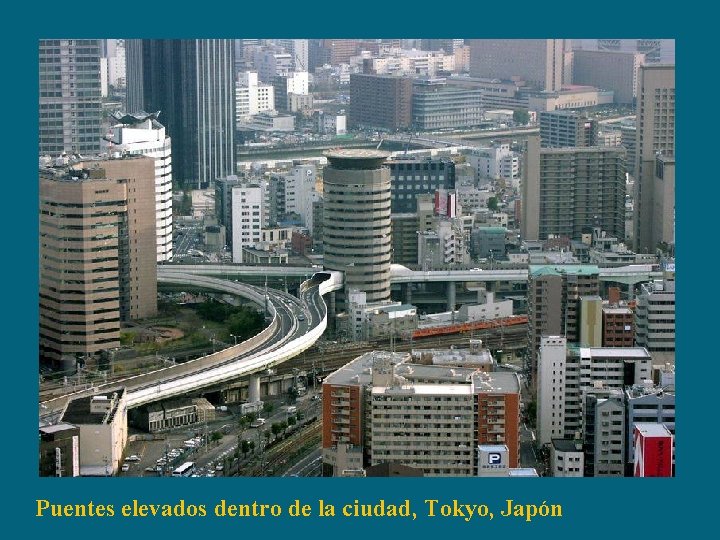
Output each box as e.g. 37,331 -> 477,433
172,462 -> 196,477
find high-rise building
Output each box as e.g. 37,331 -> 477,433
634,277 -> 675,363
527,265 -> 600,373
39,156 -> 157,369
126,39 -> 235,187
39,424 -> 80,477
582,388 -> 626,476
411,78 -> 483,130
106,111 -> 173,262
39,39 -> 103,156
469,39 -> 564,92
572,50 -> 645,105
230,181 -> 268,263
323,150 -> 392,310
388,157 -> 456,213
349,73 -> 413,131
322,349 -> 520,477
633,65 -> 675,252
536,337 -> 652,446
539,110 -> 599,148
523,145 -> 626,242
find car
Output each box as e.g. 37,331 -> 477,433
121,464 -> 130,472
125,454 -> 141,462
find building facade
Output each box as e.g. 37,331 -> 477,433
411,78 -> 483,130
469,39 -> 564,92
388,157 -> 456,213
106,111 -> 173,262
40,156 -> 157,368
323,150 -> 393,310
633,65 -> 675,252
349,73 -> 413,131
39,39 -> 103,156
126,39 -> 235,187
524,145 -> 626,242
539,110 -> 599,148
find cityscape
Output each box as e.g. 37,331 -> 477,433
38,38 -> 675,478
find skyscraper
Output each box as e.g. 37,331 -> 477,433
39,39 -> 103,156
39,155 -> 157,369
469,39 -> 564,92
633,65 -> 675,252
522,143 -> 626,242
126,39 -> 235,187
106,111 -> 174,262
323,150 -> 392,310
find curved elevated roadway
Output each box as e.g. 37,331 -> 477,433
40,270 -> 343,420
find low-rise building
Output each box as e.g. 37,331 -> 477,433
550,438 -> 584,477
60,389 -> 128,476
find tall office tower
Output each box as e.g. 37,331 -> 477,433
539,110 -> 599,148
527,265 -> 600,373
323,150 -> 392,311
349,73 -> 413,131
39,156 -> 157,369
276,39 -> 309,71
105,39 -> 127,90
39,39 -> 103,156
633,65 -> 675,252
634,277 -> 675,364
572,50 -> 645,105
106,112 -> 173,262
125,39 -> 235,187
468,39 -> 564,92
523,145 -> 626,242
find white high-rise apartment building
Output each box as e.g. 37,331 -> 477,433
235,71 -> 275,123
107,112 -> 173,262
276,39 -> 309,71
284,164 -> 317,234
537,336 -> 652,446
254,48 -> 293,82
635,277 -> 675,363
231,182 -> 267,263
107,39 -> 127,89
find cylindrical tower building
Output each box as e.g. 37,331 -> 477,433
323,149 -> 392,311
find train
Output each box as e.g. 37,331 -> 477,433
411,315 -> 528,340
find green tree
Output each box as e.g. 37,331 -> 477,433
487,196 -> 499,212
513,109 -> 530,125
287,415 -> 297,427
525,400 -> 537,428
263,402 -> 274,415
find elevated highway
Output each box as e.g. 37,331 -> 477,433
40,270 -> 343,420
162,263 -> 664,286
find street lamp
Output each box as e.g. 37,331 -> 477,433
230,334 -> 238,346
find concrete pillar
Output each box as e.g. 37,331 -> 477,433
248,374 -> 261,403
446,281 -> 456,312
402,283 -> 412,304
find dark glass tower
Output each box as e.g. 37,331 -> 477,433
126,39 -> 235,187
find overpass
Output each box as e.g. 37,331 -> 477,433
40,270 -> 343,419
163,263 -> 664,286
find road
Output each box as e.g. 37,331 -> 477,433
283,449 -> 322,477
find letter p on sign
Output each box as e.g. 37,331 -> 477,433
488,452 -> 502,465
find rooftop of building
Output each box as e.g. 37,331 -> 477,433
40,154 -> 150,182
324,351 -> 409,386
110,110 -> 164,128
411,347 -> 494,367
579,347 -> 652,359
552,438 -> 584,453
39,423 -> 78,435
507,468 -> 539,477
60,388 -> 125,426
471,371 -> 519,394
634,423 -> 673,437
